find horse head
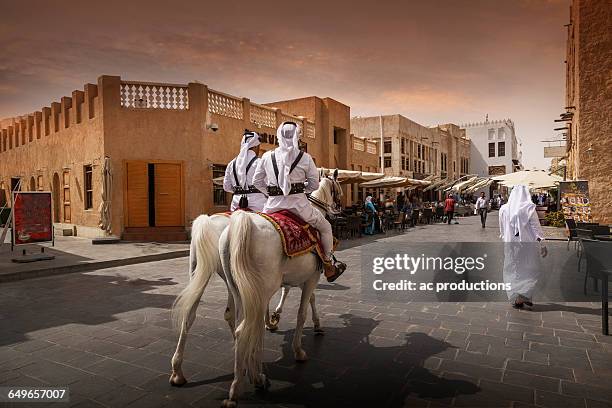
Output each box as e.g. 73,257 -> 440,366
311,170 -> 343,216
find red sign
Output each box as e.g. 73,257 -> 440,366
12,192 -> 53,245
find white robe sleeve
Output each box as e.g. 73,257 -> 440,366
499,208 -> 505,239
304,155 -> 320,194
252,156 -> 268,195
223,159 -> 235,193
528,209 -> 545,241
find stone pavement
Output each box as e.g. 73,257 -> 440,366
0,235 -> 189,282
0,213 -> 611,407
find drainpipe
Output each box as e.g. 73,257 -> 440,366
379,116 -> 384,173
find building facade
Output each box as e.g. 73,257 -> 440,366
0,75 -> 379,240
461,119 -> 522,178
564,0 -> 612,223
350,115 -> 471,181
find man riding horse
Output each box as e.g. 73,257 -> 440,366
223,131 -> 267,212
252,121 -> 345,282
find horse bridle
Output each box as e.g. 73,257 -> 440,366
308,177 -> 342,216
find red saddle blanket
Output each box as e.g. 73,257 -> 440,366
259,210 -> 326,259
221,209 -> 332,259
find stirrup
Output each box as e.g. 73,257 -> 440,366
324,255 -> 346,283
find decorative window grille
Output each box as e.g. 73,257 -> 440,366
250,105 -> 276,128
208,91 -> 243,119
120,83 -> 189,109
279,113 -> 299,126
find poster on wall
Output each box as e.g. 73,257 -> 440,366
559,180 -> 591,222
11,191 -> 53,246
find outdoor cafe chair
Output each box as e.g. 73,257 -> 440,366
580,239 -> 612,335
435,206 -> 444,222
566,219 -> 580,251
393,212 -> 406,230
411,209 -> 420,227
423,208 -> 433,224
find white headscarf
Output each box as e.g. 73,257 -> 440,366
365,196 -> 373,204
235,131 -> 260,187
275,122 -> 301,196
501,184 -> 536,240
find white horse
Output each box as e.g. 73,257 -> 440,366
169,174 -> 342,388
218,176 -> 343,407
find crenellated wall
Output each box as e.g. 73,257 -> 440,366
0,83 -> 104,234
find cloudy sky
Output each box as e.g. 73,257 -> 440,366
1,0 -> 569,169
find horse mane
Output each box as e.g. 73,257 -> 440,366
311,177 -> 333,204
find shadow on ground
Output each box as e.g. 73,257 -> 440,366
186,314 -> 480,407
0,274 -> 177,346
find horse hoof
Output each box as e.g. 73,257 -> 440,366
255,375 -> 271,391
294,349 -> 308,362
314,327 -> 325,336
221,399 -> 237,408
270,311 -> 281,327
169,373 -> 187,387
266,324 -> 278,332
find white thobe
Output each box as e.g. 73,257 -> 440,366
252,150 -> 334,259
223,150 -> 267,212
499,205 -> 545,301
476,197 -> 487,210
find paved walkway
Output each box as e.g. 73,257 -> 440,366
0,235 -> 189,282
0,214 -> 610,407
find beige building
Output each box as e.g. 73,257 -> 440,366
0,75 -> 379,240
351,114 -> 471,181
563,0 -> 612,224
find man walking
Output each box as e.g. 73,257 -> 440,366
476,191 -> 488,228
444,193 -> 455,225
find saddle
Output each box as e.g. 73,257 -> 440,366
259,210 -> 329,260
221,209 -> 336,262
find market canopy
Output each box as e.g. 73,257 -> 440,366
213,168 -> 385,187
493,169 -> 562,189
359,176 -> 431,189
464,178 -> 494,194
318,168 -> 384,184
448,176 -> 478,192
423,178 -> 449,191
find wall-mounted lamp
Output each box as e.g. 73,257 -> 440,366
205,123 -> 219,132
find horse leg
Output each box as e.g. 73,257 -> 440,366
293,275 -> 318,361
223,337 -> 244,408
170,301 -> 198,386
267,285 -> 290,331
224,284 -> 237,338
310,292 -> 324,335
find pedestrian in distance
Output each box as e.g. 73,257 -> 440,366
476,191 -> 488,228
444,193 -> 455,225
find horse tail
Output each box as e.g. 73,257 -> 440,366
229,211 -> 265,383
172,214 -> 220,331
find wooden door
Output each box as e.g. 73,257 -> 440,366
62,171 -> 71,223
154,163 -> 182,226
126,161 -> 149,227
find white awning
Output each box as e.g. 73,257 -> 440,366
493,169 -> 562,188
318,168 -> 384,184
449,176 -> 478,192
359,176 -> 431,189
